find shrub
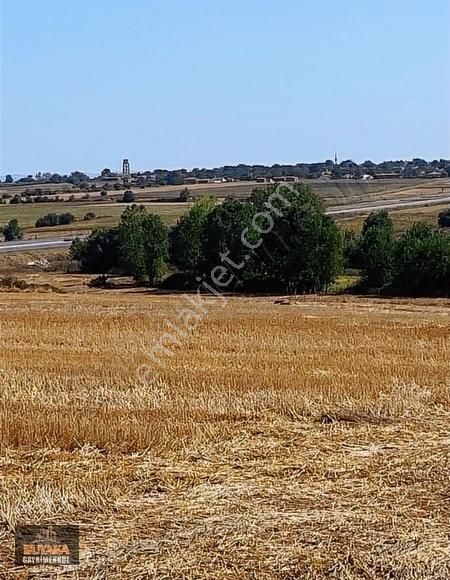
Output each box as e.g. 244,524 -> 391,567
392,223 -> 450,296
70,229 -> 120,273
178,188 -> 191,202
0,276 -> 29,290
88,275 -> 112,288
2,219 -> 23,241
121,190 -> 136,203
35,213 -> 75,228
59,212 -> 75,225
438,209 -> 450,228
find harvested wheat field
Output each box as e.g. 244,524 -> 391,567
0,291 -> 449,578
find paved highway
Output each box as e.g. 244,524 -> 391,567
1,194 -> 449,253
327,195 -> 450,216
0,237 -> 75,253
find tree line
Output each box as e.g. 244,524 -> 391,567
4,158 -> 450,186
70,183 -> 450,297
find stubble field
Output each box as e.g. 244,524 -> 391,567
0,291 -> 449,578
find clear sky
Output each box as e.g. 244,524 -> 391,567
1,0 -> 449,175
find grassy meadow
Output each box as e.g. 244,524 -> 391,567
338,203 -> 449,234
0,291 -> 449,578
1,178 -> 449,238
0,201 -> 186,235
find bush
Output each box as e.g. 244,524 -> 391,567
159,272 -> 197,290
88,275 -> 112,288
84,212 -> 96,221
392,223 -> 450,296
0,276 -> 29,290
438,209 -> 450,228
59,212 -> 75,225
2,219 -> 23,241
35,213 -> 75,228
70,229 -> 120,273
178,188 -> 191,202
121,190 -> 136,203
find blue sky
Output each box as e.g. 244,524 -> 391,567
2,0 -> 449,175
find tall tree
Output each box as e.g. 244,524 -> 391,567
170,196 -> 215,275
248,184 -> 342,293
393,223 -> 450,296
202,197 -> 256,285
359,211 -> 395,288
70,229 -> 120,273
119,205 -> 169,284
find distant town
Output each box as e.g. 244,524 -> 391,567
1,157 -> 449,203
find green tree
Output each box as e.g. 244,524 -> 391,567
248,184 -> 342,293
119,205 -> 169,284
393,223 -> 450,296
69,238 -> 87,261
170,197 -> 215,275
36,213 -> 59,227
2,219 -> 23,241
201,197 -> 256,285
70,229 -> 120,273
359,211 -> 395,288
35,212 -> 74,227
342,228 -> 361,269
59,212 -> 75,225
121,190 -> 136,203
68,171 -> 90,186
5,174 -> 13,183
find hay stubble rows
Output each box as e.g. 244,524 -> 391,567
0,292 -> 449,578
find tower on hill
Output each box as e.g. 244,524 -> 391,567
122,159 -> 130,181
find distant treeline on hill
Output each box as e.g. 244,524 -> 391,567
69,183 -> 450,298
3,157 -> 449,188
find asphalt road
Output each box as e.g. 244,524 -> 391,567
1,194 -> 449,254
327,195 -> 450,215
0,238 -> 75,253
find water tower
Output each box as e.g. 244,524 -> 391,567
122,159 -> 130,182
